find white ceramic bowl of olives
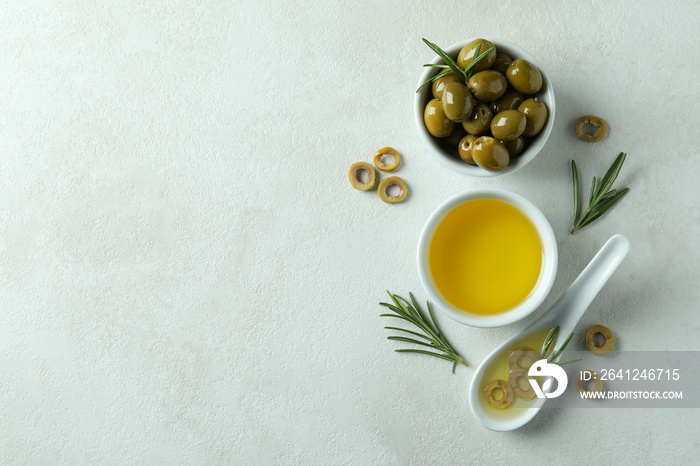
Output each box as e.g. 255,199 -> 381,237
414,38 -> 556,177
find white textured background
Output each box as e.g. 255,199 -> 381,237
1,0 -> 698,464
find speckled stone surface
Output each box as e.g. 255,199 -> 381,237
1,0 -> 699,463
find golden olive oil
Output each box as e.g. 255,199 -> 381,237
429,198 -> 543,314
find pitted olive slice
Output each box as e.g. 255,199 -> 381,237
509,369 -> 536,401
348,162 -> 376,191
575,370 -> 604,395
575,116 -> 607,142
508,346 -> 540,371
484,379 -> 512,409
373,147 -> 401,172
377,176 -> 407,204
585,325 -> 614,356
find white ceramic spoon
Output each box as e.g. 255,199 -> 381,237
468,234 -> 630,431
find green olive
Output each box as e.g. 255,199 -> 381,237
443,123 -> 467,147
373,147 -> 401,172
458,134 -> 478,165
431,71 -> 462,100
472,136 -> 509,172
490,89 -> 524,114
457,39 -> 496,73
501,136 -> 525,157
378,176 -> 408,204
518,98 -> 548,137
575,115 -> 607,142
348,162 -> 376,191
441,82 -> 475,122
490,110 -> 526,141
462,103 -> 493,136
424,99 -> 454,138
467,70 -> 507,102
506,59 -> 542,94
491,53 -> 512,74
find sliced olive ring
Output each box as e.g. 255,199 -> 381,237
348,162 -> 376,191
575,370 -> 604,395
377,176 -> 407,204
575,116 -> 607,142
484,379 -> 512,409
585,325 -> 614,356
508,346 -> 539,370
509,369 -> 536,400
373,147 -> 401,172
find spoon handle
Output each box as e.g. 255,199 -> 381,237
540,234 -> 630,332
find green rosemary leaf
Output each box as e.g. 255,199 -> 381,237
466,43 -> 481,80
384,326 -> 433,341
541,326 -> 559,359
577,210 -> 602,230
572,160 -> 580,224
423,63 -> 450,68
592,152 -> 627,205
554,358 -> 582,366
599,189 -> 618,203
548,331 -> 575,363
415,68 -> 451,94
571,153 -> 629,234
463,46 -> 495,75
394,349 -> 459,363
421,38 -> 465,79
381,292 -> 468,372
387,336 -> 437,348
580,188 -> 630,229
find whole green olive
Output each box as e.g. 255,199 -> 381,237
441,82 -> 475,122
467,70 -> 507,102
432,71 -> 462,100
462,103 -> 493,136
457,39 -> 496,72
424,98 -> 454,138
501,136 -> 525,157
443,123 -> 467,147
490,89 -> 524,114
491,53 -> 512,74
518,97 -> 548,137
458,134 -> 478,165
490,110 -> 527,141
472,136 -> 510,172
506,59 -> 542,94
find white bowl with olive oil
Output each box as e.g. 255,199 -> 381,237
416,188 -> 557,328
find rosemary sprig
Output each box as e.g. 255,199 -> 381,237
380,291 -> 468,374
571,152 -> 630,234
416,39 -> 495,93
540,326 -> 581,366
466,43 -> 481,80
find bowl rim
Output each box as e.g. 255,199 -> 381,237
416,187 -> 558,328
414,38 -> 556,177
